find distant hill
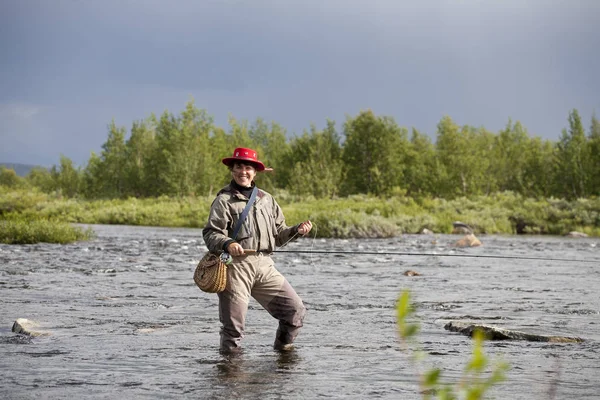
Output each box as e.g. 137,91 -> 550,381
0,163 -> 47,177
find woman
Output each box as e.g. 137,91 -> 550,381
203,147 -> 312,353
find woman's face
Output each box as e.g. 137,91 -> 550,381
231,162 -> 256,187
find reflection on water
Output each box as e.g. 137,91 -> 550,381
0,225 -> 599,399
215,350 -> 300,383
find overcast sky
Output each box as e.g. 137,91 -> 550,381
1,0 -> 598,167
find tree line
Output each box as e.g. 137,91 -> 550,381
2,100 -> 599,200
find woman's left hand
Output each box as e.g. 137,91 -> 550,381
297,220 -> 312,236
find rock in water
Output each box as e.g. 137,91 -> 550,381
444,321 -> 583,343
454,234 -> 482,247
12,318 -> 50,337
566,231 -> 588,238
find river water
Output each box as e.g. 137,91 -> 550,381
1,224 -> 599,399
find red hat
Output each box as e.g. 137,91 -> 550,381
222,147 -> 266,171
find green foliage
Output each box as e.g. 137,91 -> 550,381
396,290 -> 509,399
248,118 -> 291,193
0,187 -> 49,215
22,102 -> 599,201
404,128 -> 439,197
287,120 -> 343,199
492,120 -> 530,194
50,155 -> 83,197
554,109 -> 590,199
0,188 -> 211,228
2,188 -> 599,237
341,110 -> 410,196
0,167 -> 27,188
121,117 -> 158,197
435,118 -> 499,198
520,137 -> 555,198
588,114 -> 600,196
0,217 -> 94,244
25,167 -> 55,192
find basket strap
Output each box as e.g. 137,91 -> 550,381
231,186 -> 258,241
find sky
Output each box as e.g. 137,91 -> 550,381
1,0 -> 599,167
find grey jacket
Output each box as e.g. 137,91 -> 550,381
202,183 -> 298,254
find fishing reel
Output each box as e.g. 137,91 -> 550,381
220,252 -> 233,265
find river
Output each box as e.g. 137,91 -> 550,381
1,224 -> 599,399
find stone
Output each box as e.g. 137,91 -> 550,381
12,318 -> 50,337
444,321 -> 583,343
454,234 -> 482,247
566,231 -> 588,238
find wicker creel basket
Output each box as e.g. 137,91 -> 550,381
193,252 -> 227,293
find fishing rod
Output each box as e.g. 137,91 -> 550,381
270,249 -> 598,264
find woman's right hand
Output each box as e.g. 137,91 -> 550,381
226,242 -> 245,256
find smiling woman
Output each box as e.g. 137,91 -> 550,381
202,147 -> 313,354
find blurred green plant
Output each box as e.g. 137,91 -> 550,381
396,290 -> 509,399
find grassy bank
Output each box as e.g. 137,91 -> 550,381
2,188 -> 599,241
0,218 -> 94,244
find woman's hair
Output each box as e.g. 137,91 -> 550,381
229,161 -> 258,171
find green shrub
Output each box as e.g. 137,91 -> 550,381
0,218 -> 94,244
1,188 -> 599,238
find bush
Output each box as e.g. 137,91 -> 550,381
1,188 -> 599,238
0,218 -> 94,244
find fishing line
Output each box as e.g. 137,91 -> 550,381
273,249 -> 597,264
275,222 -> 597,264
279,220 -> 319,266
276,221 -> 596,264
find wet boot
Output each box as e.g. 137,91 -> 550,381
273,325 -> 295,351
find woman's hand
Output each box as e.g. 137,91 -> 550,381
226,242 -> 245,256
297,220 -> 312,236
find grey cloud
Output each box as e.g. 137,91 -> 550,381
1,0 -> 598,165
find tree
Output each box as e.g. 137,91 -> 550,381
208,126 -> 237,196
287,120 -> 343,198
82,152 -> 102,198
26,167 -> 54,192
51,155 -> 81,197
249,119 -> 290,192
0,167 -> 25,188
103,120 -> 128,197
123,117 -> 157,197
177,100 -> 214,196
82,120 -> 128,198
588,113 -> 600,196
468,125 -> 496,195
227,115 -> 253,148
554,109 -> 589,199
491,120 -> 530,193
435,117 -> 500,198
521,137 -> 555,198
402,128 -> 438,197
147,100 -> 216,197
341,110 -> 409,196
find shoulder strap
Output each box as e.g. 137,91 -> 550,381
231,186 -> 258,240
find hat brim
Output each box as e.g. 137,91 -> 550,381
222,157 -> 266,172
